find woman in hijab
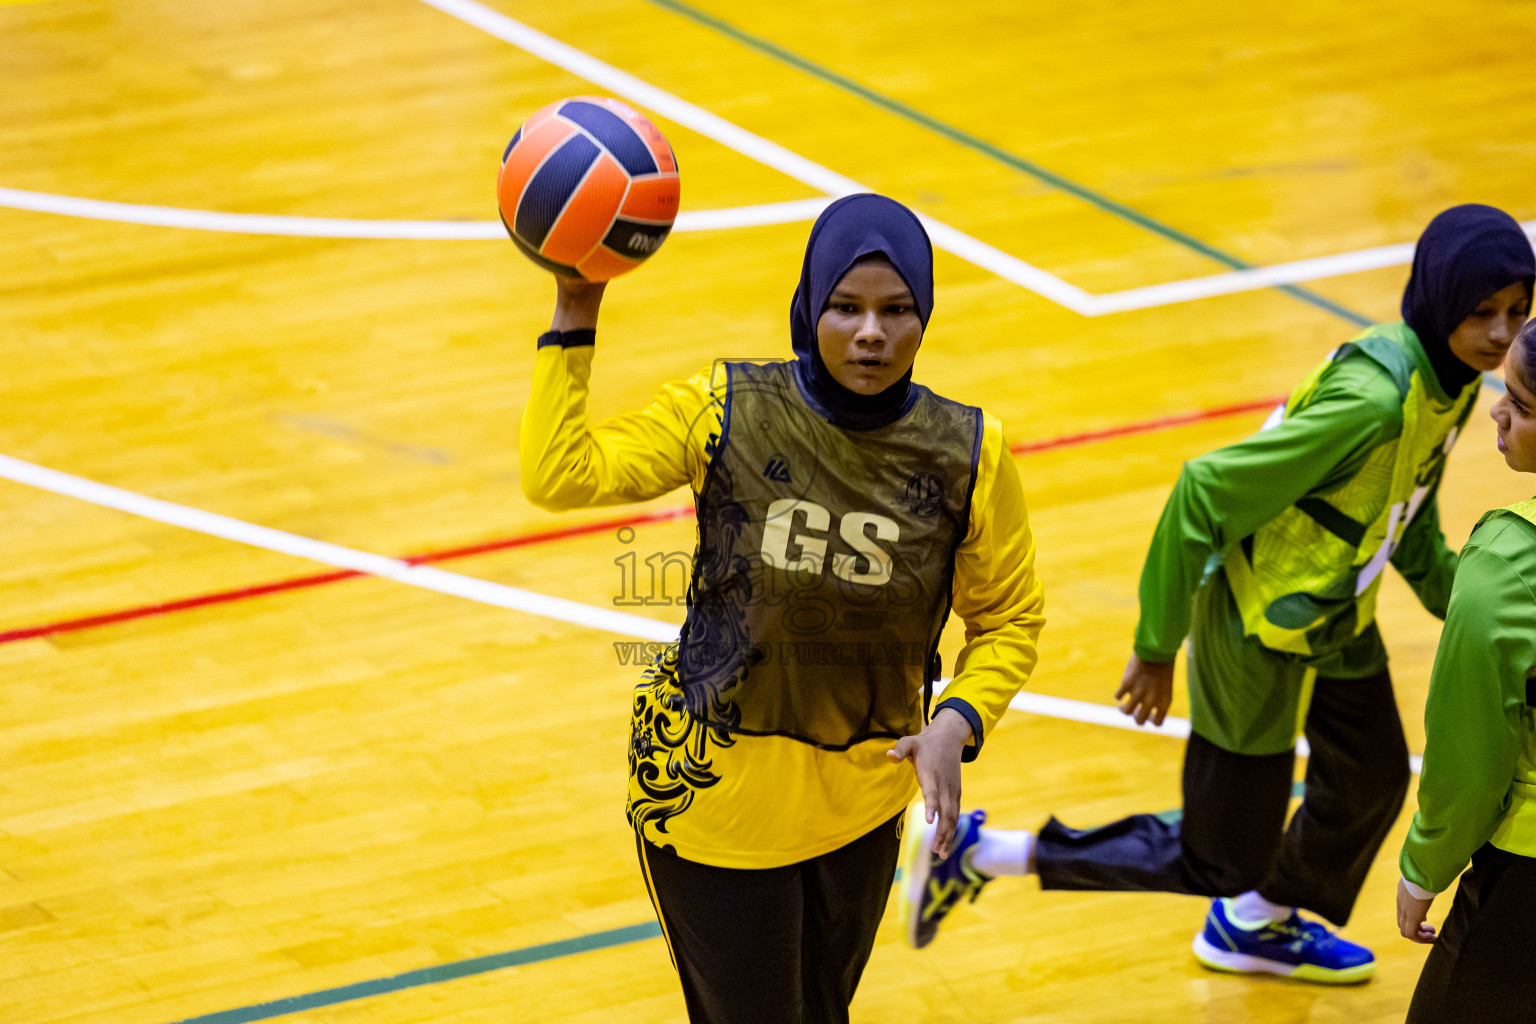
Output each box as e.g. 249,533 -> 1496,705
1397,316 -> 1536,1023
900,205 -> 1534,984
520,193 -> 1045,1023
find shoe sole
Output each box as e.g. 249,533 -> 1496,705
897,802 -> 935,950
1192,934 -> 1375,985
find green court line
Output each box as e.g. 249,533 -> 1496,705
643,0 -> 1372,328
164,922 -> 662,1024
163,786 -> 1307,1024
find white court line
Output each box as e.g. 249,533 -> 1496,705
0,451 -> 1421,771
676,196 -> 832,231
9,180 -> 1535,320
415,0 -> 1099,314
0,187 -> 832,239
0,453 -> 677,645
415,0 -> 1536,322
1093,225 -> 1536,314
8,179 -> 1533,323
992,689 -> 1419,772
5,2 -> 1535,314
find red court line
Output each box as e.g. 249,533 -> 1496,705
0,505 -> 695,645
1008,396 -> 1282,455
3,396 -> 1281,645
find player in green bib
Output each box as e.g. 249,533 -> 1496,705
1397,317 -> 1536,1022
899,205 -> 1534,983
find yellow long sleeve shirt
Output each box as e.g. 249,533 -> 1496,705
521,333 -> 1044,867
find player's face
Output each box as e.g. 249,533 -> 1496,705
816,260 -> 923,396
1491,335 -> 1536,473
1449,280 -> 1530,372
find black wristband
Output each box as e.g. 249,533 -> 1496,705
934,697 -> 985,762
536,328 -> 596,349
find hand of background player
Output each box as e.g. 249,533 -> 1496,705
1396,878 -> 1437,943
1115,654 -> 1174,726
551,276 -> 607,331
887,707 -> 972,858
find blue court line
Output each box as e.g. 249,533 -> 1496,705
162,784 -> 1307,1024
643,0 -> 1372,329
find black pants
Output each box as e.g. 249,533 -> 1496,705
1407,844 -> 1536,1024
1035,669 -> 1410,925
636,813 -> 902,1024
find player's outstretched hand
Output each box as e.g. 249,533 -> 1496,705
1115,654 -> 1174,726
1396,878 -> 1437,944
551,276 -> 607,331
886,707 -> 972,858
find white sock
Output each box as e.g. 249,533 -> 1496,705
966,828 -> 1035,877
1228,890 -> 1292,928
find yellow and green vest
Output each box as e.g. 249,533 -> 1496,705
1490,496 -> 1536,859
1224,323 -> 1478,656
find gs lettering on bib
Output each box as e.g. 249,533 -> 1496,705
760,499 -> 900,585
675,360 -> 981,749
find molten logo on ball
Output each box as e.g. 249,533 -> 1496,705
497,96 -> 681,282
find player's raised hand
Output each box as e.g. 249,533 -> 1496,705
1116,654 -> 1175,726
887,707 -> 972,857
551,277 -> 607,331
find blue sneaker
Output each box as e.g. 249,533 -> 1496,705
898,803 -> 993,949
1192,898 -> 1375,984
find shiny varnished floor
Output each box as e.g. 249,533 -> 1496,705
2,0 -> 1533,1021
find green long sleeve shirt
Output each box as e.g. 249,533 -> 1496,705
1133,340 -> 1459,663
1401,508 -> 1536,894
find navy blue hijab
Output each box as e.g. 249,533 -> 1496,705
789,194 -> 934,430
1402,204 -> 1534,394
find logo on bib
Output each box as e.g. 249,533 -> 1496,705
905,473 -> 944,517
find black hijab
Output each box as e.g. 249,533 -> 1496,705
789,194 -> 934,430
1401,204 -> 1534,395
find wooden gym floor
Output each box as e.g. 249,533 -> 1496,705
2,0 -> 1533,1021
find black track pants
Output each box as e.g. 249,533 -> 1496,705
636,812 -> 902,1024
1034,669 -> 1410,926
1407,844 -> 1536,1024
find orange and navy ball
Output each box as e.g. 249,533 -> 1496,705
497,96 -> 680,282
